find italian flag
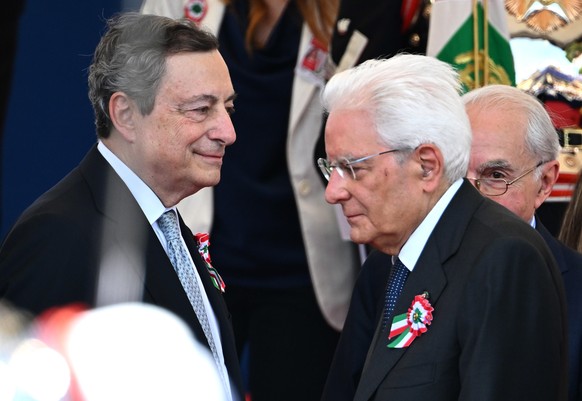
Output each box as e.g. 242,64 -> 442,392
427,0 -> 516,92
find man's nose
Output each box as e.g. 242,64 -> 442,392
325,170 -> 350,205
211,108 -> 236,146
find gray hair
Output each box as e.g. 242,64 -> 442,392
322,54 -> 472,183
462,84 -> 560,179
88,12 -> 219,138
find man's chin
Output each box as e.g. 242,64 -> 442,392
202,170 -> 221,185
207,176 -> 221,187
349,227 -> 370,245
188,173 -> 221,193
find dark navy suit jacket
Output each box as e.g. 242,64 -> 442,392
538,219 -> 582,401
322,181 -> 568,401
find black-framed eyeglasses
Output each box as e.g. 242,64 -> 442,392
467,160 -> 547,196
317,149 -> 404,181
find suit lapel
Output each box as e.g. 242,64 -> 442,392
141,213 -> 226,351
180,213 -> 244,396
180,215 -> 231,335
142,227 -> 211,342
80,146 -> 152,303
355,248 -> 447,401
354,181 -> 484,401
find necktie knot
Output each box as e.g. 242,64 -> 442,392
158,211 -> 181,242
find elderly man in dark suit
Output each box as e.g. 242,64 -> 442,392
464,84 -> 582,401
0,12 -> 241,401
319,54 -> 567,401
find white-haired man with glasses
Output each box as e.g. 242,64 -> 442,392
464,84 -> 582,401
319,55 -> 567,401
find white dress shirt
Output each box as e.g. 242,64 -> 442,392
397,179 -> 463,270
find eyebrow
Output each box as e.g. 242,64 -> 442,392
476,159 -> 513,175
326,155 -> 356,166
180,92 -> 238,107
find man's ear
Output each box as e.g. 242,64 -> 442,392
109,92 -> 138,142
415,144 -> 444,191
535,160 -> 560,209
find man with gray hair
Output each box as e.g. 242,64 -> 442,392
0,12 -> 242,400
464,84 -> 582,401
319,54 -> 567,401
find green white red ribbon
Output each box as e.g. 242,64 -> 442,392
388,292 -> 433,348
184,0 -> 207,24
194,233 -> 226,293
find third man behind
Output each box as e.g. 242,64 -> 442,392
464,84 -> 582,401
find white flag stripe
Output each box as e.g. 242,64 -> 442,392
427,0 -> 512,57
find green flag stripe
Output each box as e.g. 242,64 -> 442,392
436,3 -> 515,91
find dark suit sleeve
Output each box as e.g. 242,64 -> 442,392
537,220 -> 582,401
0,212 -> 98,315
559,249 -> 582,401
322,251 -> 389,401
456,236 -> 567,401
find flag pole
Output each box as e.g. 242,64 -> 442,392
484,0 -> 489,85
473,0 -> 480,89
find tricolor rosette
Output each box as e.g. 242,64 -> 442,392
388,293 -> 433,348
194,233 -> 226,293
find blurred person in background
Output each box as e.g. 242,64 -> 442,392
313,0 -> 429,170
559,172 -> 582,253
140,1 -> 360,400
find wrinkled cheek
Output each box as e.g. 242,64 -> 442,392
494,196 -> 520,216
372,205 -> 398,237
353,216 -> 376,239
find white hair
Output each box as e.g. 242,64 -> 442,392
322,54 -> 472,183
462,84 -> 560,179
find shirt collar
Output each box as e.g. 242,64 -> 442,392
397,178 -> 463,271
530,215 -> 536,228
97,141 -> 167,225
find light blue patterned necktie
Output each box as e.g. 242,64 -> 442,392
158,211 -> 227,388
382,257 -> 409,330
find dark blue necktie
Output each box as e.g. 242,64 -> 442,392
382,258 -> 409,329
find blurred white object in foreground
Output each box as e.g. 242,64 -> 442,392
65,303 -> 227,401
